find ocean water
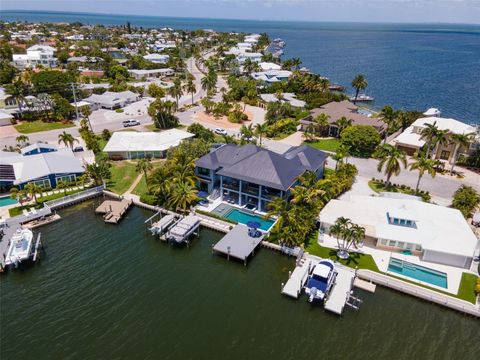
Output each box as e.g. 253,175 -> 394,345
1,202 -> 479,359
1,11 -> 480,123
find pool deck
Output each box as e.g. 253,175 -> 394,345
213,224 -> 264,265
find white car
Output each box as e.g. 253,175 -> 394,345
214,128 -> 227,136
123,119 -> 141,127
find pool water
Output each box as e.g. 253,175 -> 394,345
0,196 -> 17,207
388,258 -> 448,288
224,209 -> 275,231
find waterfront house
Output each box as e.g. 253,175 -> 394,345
299,100 -> 386,136
103,130 -> 195,160
393,116 -> 478,162
83,91 -> 139,110
251,69 -> 292,83
12,45 -> 58,69
236,52 -> 263,63
318,195 -> 478,269
258,62 -> 282,71
195,144 -> 328,212
0,143 -> 84,193
0,110 -> 13,126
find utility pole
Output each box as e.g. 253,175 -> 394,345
71,83 -> 80,123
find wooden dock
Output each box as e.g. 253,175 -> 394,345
95,199 -> 133,224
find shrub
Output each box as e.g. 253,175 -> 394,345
115,108 -> 124,113
452,185 -> 480,218
340,125 -> 381,157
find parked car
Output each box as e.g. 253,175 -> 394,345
214,128 -> 227,136
73,146 -> 84,153
123,119 -> 141,127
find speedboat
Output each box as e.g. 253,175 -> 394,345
304,259 -> 337,302
349,94 -> 375,102
5,228 -> 34,267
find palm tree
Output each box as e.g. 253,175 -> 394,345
449,132 -> 475,173
240,124 -> 254,141
334,117 -> 353,136
254,123 -> 268,147
379,105 -> 398,144
291,58 -> 302,71
274,90 -> 284,103
23,183 -> 42,204
56,181 -> 70,196
351,74 -> 367,104
167,181 -> 198,211
409,155 -> 437,194
375,144 -> 407,187
265,197 -> 290,231
242,58 -> 256,74
431,129 -> 449,160
184,78 -> 196,105
136,157 -> 153,191
58,131 -> 78,149
420,121 -> 440,158
314,113 -> 330,136
80,105 -> 93,132
16,135 -> 29,147
168,78 -> 183,108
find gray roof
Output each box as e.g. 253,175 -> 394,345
196,144 -> 327,191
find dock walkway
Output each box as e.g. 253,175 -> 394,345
324,266 -> 356,315
282,258 -> 313,298
95,199 -> 133,224
212,224 -> 264,265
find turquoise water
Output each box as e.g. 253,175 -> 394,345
1,11 -> 480,123
0,196 -> 17,207
1,201 -> 479,359
224,208 -> 275,231
388,258 -> 448,288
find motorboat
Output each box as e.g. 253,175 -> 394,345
349,94 -> 375,102
5,228 -> 34,267
304,259 -> 337,302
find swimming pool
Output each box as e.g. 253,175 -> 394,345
223,209 -> 275,231
0,196 -> 17,208
388,258 -> 448,288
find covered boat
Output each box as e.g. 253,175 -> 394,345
5,228 -> 34,267
304,259 -> 337,302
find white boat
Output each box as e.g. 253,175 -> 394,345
304,259 -> 337,302
5,228 -> 34,267
423,107 -> 441,117
349,94 -> 375,102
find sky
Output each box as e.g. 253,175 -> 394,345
2,0 -> 480,24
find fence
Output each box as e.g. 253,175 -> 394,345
43,185 -> 105,210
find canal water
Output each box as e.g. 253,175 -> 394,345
1,202 -> 479,360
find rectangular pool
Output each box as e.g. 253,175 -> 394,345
0,196 -> 17,208
223,208 -> 275,231
388,258 -> 448,288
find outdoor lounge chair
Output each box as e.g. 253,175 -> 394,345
23,209 -> 30,217
30,207 -> 37,215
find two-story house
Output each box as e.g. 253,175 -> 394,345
12,45 -> 58,69
195,144 -> 328,212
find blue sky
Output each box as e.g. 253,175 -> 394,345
3,0 -> 480,24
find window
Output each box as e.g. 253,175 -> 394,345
56,175 -> 76,184
397,242 -> 405,248
380,239 -> 387,245
406,243 -> 413,250
388,240 -> 396,247
440,151 -> 450,160
30,179 -> 50,188
415,245 -> 422,251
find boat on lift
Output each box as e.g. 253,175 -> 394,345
5,228 -> 34,268
304,259 -> 337,302
349,93 -> 375,102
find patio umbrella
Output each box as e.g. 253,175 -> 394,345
247,221 -> 261,229
197,191 -> 208,198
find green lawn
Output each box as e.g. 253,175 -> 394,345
133,175 -> 148,196
368,179 -> 431,202
305,138 -> 341,152
457,273 -> 478,304
15,120 -> 75,134
305,234 -> 379,272
107,161 -> 139,195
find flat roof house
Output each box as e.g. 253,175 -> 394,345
260,93 -> 306,108
143,53 -> 170,64
128,68 -> 174,80
393,116 -> 478,162
318,195 -> 478,269
195,144 -> 328,212
12,45 -> 58,69
83,91 -> 139,110
251,69 -> 292,83
0,143 -> 84,192
299,100 -> 386,136
103,129 -> 195,160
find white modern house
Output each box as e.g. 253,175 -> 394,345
393,116 -> 478,161
258,62 -> 282,71
143,53 -> 170,64
236,52 -> 263,63
83,91 -> 139,110
128,68 -> 174,80
260,93 -> 306,108
318,195 -> 478,269
103,129 -> 195,160
0,110 -> 14,126
251,69 -> 292,83
12,45 -> 58,69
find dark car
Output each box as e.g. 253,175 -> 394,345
73,146 -> 84,153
